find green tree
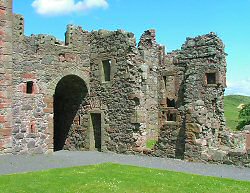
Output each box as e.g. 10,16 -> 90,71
236,103 -> 250,130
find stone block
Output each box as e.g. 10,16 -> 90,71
246,133 -> 250,150
0,128 -> 11,137
27,140 -> 36,148
210,149 -> 227,161
244,125 -> 250,131
44,108 -> 53,113
186,123 -> 201,133
0,115 -> 6,123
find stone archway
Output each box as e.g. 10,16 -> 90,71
53,75 -> 88,151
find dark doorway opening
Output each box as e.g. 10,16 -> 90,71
54,75 -> 87,151
91,113 -> 102,151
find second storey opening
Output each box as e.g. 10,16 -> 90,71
206,73 -> 216,85
102,59 -> 111,82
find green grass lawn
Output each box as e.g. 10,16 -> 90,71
0,163 -> 249,193
224,95 -> 250,130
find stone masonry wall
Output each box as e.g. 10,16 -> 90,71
0,0 -> 13,154
89,30 -> 142,153
138,30 -> 160,141
11,19 -> 91,154
1,0 -> 249,168
176,33 -> 227,161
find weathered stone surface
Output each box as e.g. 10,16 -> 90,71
0,0 -> 248,168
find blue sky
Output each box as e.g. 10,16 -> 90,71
13,0 -> 250,96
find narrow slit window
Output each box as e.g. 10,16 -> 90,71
30,124 -> 35,133
26,81 -> 33,94
206,73 -> 216,85
102,59 -> 111,82
163,76 -> 167,89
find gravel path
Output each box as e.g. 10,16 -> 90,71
0,151 -> 250,181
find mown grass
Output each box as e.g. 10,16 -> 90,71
224,95 -> 250,130
0,163 -> 249,193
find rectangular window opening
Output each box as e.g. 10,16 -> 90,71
206,73 -> 216,85
102,59 -> 111,82
26,81 -> 33,94
167,113 -> 176,122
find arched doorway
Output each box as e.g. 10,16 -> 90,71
54,75 -> 88,151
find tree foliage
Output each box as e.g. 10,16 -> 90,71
236,103 -> 250,130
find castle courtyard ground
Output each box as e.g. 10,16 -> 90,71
0,151 -> 249,181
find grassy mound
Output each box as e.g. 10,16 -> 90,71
224,95 -> 250,130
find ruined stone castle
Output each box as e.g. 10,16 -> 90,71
0,0 -> 249,167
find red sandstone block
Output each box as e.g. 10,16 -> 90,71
0,91 -> 7,98
47,102 -> 53,108
0,103 -> 6,108
33,83 -> 39,94
0,79 -> 11,86
22,73 -> 36,79
0,128 -> 11,137
0,143 -> 3,150
246,133 -> 250,150
4,122 -> 11,128
1,98 -> 11,104
0,30 -> 4,36
44,108 -> 53,113
0,102 -> 10,108
44,97 -> 53,103
0,115 -> 6,123
0,9 -> 6,15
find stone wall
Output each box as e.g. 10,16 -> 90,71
89,29 -> 139,153
11,17 -> 91,154
153,33 -> 250,167
1,0 -> 249,168
0,0 -> 13,154
173,33 -> 227,161
138,29 -> 160,140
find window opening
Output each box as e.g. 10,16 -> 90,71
167,113 -> 176,122
163,76 -> 167,89
206,73 -> 216,85
167,98 -> 176,108
26,81 -> 33,94
102,59 -> 111,81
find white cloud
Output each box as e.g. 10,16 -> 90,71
32,0 -> 109,16
225,79 -> 250,96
